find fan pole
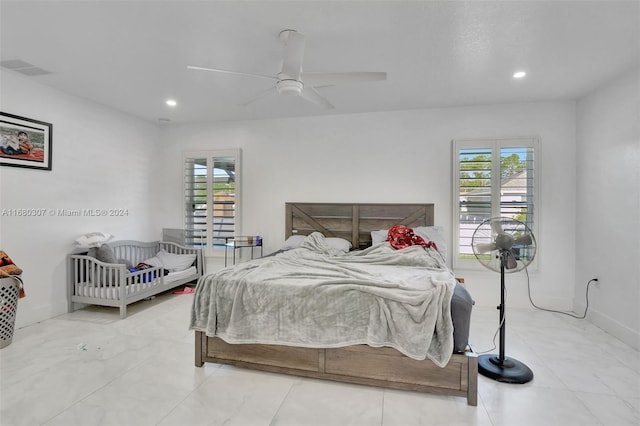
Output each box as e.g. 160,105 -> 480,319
498,250 -> 506,363
478,250 -> 534,384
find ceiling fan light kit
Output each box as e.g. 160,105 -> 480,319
278,29 -> 300,45
187,29 -> 386,109
472,217 -> 537,384
276,79 -> 304,96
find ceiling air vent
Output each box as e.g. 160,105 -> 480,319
0,59 -> 52,76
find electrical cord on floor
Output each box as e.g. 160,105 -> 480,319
475,270 -> 595,354
477,286 -> 507,354
525,267 -> 596,319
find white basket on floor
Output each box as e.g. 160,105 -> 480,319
0,276 -> 21,349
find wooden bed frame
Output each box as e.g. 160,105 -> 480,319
195,203 -> 478,406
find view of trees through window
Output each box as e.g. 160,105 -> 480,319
455,140 -> 537,262
459,149 -> 529,222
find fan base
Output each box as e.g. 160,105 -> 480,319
478,354 -> 534,384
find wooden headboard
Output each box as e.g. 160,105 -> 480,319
285,203 -> 434,249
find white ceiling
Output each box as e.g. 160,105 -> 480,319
1,1 -> 638,125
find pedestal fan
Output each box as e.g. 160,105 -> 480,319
472,217 -> 537,384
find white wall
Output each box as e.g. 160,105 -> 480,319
0,70 -> 161,328
3,66 -> 635,348
575,67 -> 640,349
0,69 -> 590,335
154,101 -> 577,310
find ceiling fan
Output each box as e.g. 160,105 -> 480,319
187,29 -> 387,109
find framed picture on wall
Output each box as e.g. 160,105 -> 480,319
0,112 -> 52,170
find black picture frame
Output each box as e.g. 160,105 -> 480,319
0,112 -> 52,170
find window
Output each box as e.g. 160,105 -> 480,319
452,138 -> 539,268
183,149 -> 241,256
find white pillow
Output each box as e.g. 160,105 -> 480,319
282,235 -> 352,252
325,237 -> 352,253
414,226 -> 448,262
370,230 -> 388,245
282,235 -> 307,250
141,256 -> 164,268
74,232 -> 113,248
154,249 -> 196,272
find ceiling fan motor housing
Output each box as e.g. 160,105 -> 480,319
276,79 -> 303,96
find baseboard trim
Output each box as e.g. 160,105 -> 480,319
14,300 -> 68,329
575,302 -> 640,350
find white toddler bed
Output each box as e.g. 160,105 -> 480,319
68,240 -> 203,318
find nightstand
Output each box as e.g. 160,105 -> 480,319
224,236 -> 263,266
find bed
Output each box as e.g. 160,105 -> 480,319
68,240 -> 203,318
192,203 -> 477,405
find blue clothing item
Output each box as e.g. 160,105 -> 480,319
1,146 -> 23,155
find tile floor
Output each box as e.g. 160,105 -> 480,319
1,290 -> 638,426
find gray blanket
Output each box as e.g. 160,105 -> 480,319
190,232 -> 456,367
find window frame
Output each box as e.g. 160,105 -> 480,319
452,137 -> 540,270
183,148 -> 242,257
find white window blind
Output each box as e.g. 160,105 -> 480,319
453,138 -> 539,268
183,149 -> 241,255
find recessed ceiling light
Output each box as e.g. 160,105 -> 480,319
513,71 -> 527,79
166,99 -> 177,107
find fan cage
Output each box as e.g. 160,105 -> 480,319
471,217 -> 536,272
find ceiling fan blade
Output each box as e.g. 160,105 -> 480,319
514,234 -> 533,246
302,72 -> 387,87
187,65 -> 276,81
239,86 -> 277,106
300,87 -> 334,109
280,30 -> 305,80
476,242 -> 497,254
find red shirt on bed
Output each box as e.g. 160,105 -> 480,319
387,225 -> 438,251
